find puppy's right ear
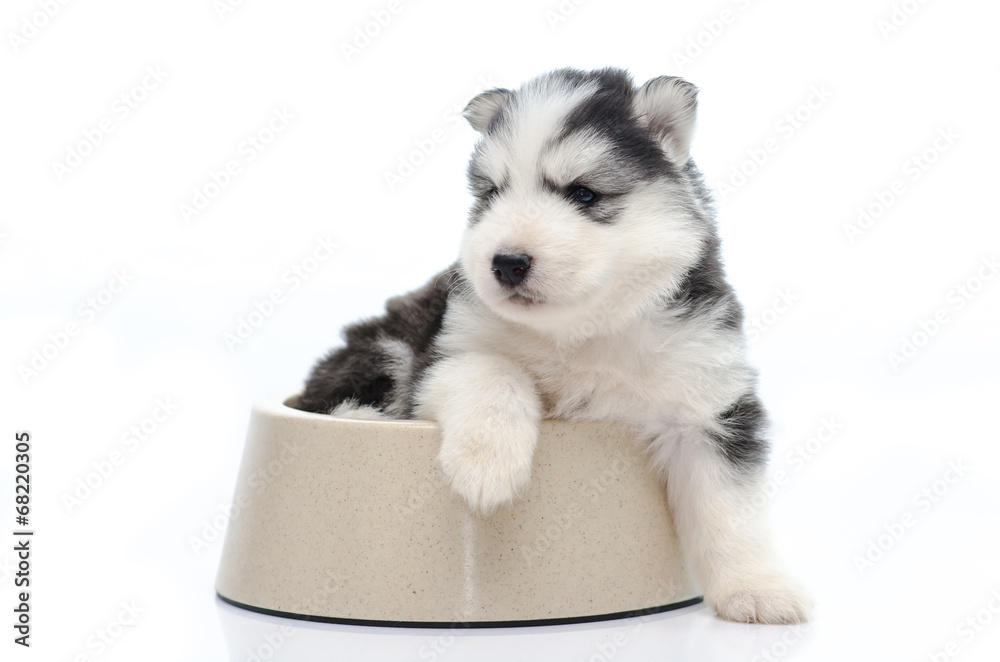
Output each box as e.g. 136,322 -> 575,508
463,88 -> 511,134
633,76 -> 698,164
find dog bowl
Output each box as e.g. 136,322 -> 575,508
215,394 -> 702,627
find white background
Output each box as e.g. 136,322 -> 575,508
2,0 -> 999,660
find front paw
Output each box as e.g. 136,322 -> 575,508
706,571 -> 813,624
438,421 -> 535,515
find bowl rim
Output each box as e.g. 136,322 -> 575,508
266,392 -> 632,434
267,392 -> 440,430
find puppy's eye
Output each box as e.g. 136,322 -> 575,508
485,186 -> 499,199
569,186 -> 597,205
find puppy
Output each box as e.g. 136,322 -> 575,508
300,67 -> 811,623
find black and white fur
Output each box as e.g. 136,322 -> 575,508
301,68 -> 811,624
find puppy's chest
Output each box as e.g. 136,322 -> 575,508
515,332 -> 675,420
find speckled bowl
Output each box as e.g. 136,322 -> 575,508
215,393 -> 701,627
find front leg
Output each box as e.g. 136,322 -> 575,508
652,395 -> 813,623
414,352 -> 541,515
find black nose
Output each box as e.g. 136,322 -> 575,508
492,253 -> 532,287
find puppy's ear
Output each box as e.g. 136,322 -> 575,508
463,88 -> 511,134
633,76 -> 698,164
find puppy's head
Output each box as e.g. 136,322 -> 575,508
459,68 -> 709,339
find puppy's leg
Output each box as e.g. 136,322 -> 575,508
415,352 -> 541,515
654,406 -> 812,624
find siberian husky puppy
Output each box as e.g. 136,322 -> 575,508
301,68 -> 811,623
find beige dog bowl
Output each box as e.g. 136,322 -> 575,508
215,394 -> 701,627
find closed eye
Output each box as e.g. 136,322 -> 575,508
470,174 -> 502,201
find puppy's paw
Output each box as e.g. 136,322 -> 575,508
707,572 -> 813,624
438,422 -> 535,515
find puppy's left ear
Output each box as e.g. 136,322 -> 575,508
463,88 -> 511,134
633,76 -> 698,164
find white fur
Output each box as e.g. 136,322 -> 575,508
651,425 -> 812,622
410,74 -> 811,623
634,76 -> 699,164
416,352 -> 540,514
329,399 -> 391,420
